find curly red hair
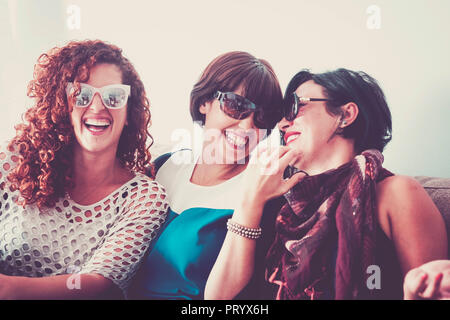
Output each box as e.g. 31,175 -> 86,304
8,40 -> 153,209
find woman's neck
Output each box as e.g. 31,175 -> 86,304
295,138 -> 357,176
68,145 -> 134,205
71,146 -> 119,188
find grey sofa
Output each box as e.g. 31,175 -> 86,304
415,176 -> 450,256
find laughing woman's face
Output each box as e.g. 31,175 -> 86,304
199,86 -> 265,165
278,80 -> 342,169
69,63 -> 128,156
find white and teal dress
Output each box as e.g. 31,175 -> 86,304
129,149 -> 245,299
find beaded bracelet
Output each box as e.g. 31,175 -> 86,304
226,219 -> 262,240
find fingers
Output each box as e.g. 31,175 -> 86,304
420,273 -> 443,299
256,146 -> 296,176
432,273 -> 444,297
404,269 -> 428,300
280,171 -> 307,194
404,269 -> 444,300
252,144 -> 268,158
252,144 -> 289,158
268,147 -> 299,174
278,148 -> 300,171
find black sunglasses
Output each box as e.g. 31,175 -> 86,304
214,91 -> 259,120
284,92 -> 332,121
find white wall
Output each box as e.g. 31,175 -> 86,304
1,0 -> 449,177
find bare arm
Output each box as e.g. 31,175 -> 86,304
376,175 -> 448,278
0,273 -> 120,300
204,200 -> 265,300
204,147 -> 304,299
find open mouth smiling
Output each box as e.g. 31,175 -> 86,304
83,118 -> 112,134
284,131 -> 301,145
224,130 -> 250,150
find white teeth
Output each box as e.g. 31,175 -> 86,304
84,119 -> 111,126
225,131 -> 247,147
87,126 -> 105,132
286,134 -> 300,144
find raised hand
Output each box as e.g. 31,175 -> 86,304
404,260 -> 450,300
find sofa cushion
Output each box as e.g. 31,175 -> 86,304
415,176 -> 450,256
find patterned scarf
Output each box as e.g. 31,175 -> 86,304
266,149 -> 393,299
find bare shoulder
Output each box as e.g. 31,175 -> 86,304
376,175 -> 436,239
376,175 -> 425,199
376,175 -> 447,273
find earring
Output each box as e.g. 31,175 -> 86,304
341,120 -> 347,127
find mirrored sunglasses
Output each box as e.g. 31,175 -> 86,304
66,82 -> 131,110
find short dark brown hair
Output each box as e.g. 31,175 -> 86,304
190,51 -> 283,135
283,69 -> 392,153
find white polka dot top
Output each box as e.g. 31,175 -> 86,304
0,143 -> 169,295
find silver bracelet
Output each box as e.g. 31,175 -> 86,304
226,219 -> 262,240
